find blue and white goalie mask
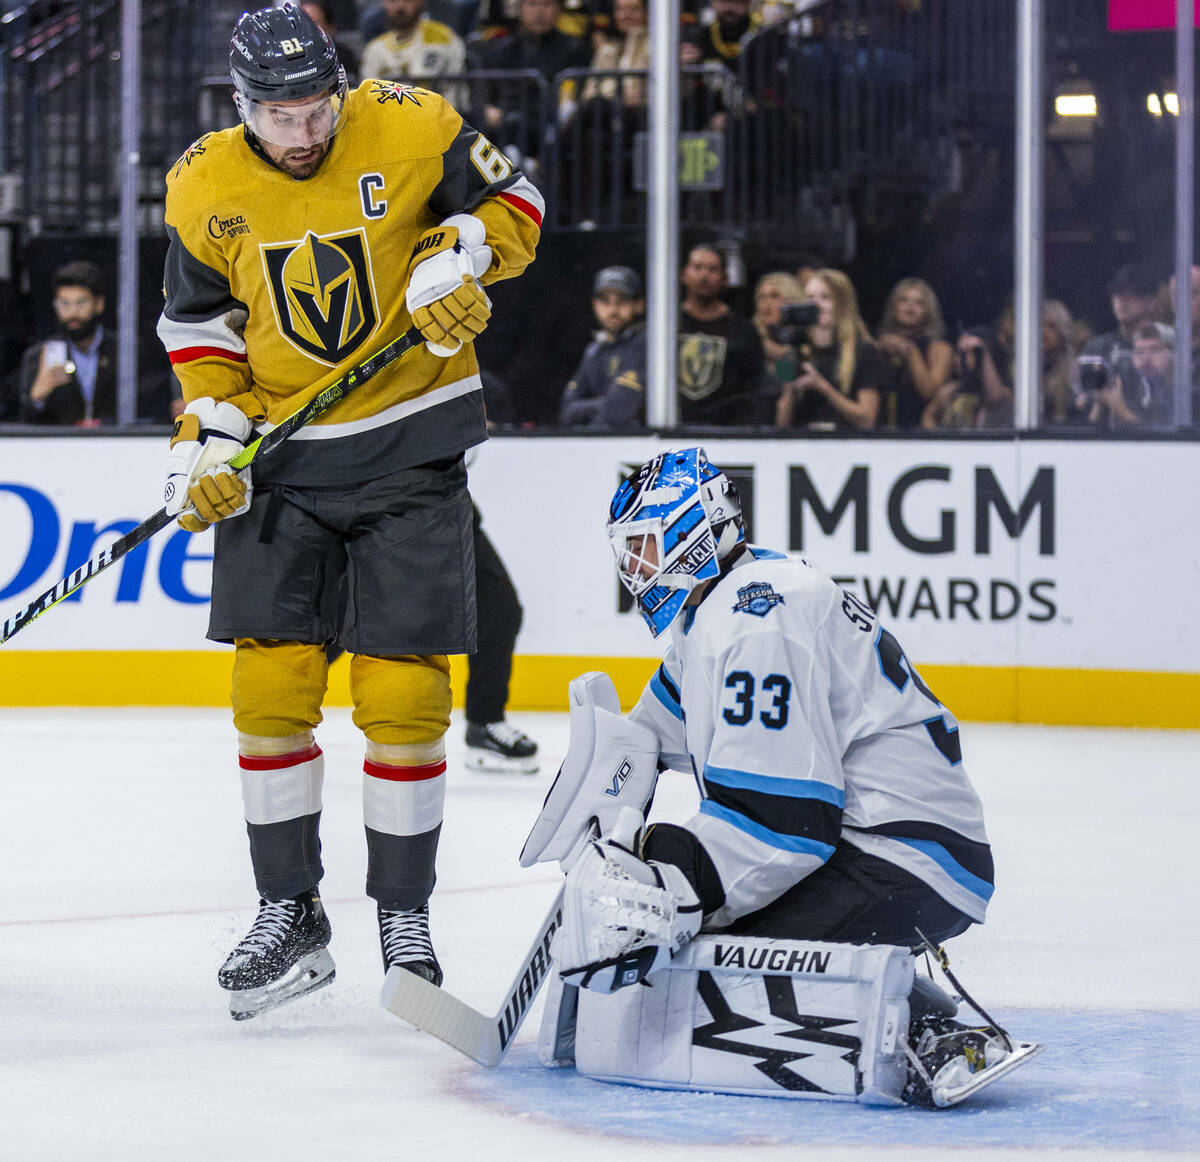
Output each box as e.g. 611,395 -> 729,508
608,447 -> 745,637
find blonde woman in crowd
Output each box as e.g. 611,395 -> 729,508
752,270 -> 806,389
582,0 -> 649,106
1040,298 -> 1081,424
775,268 -> 887,430
876,277 -> 953,428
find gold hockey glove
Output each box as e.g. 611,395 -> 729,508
405,215 -> 493,357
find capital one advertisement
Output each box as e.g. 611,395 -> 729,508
1,435 -> 1197,722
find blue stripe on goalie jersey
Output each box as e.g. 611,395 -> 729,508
650,664 -> 683,720
702,764 -> 844,808
845,818 -> 992,885
702,774 -> 841,851
888,836 -> 996,901
746,546 -> 789,561
699,799 -> 837,860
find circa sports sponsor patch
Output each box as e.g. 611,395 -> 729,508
733,581 -> 785,617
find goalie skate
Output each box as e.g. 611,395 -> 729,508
904,1018 -> 1044,1108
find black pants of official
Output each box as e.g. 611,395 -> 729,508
465,503 -> 523,726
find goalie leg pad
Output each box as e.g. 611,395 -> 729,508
568,936 -> 914,1106
520,671 -> 660,870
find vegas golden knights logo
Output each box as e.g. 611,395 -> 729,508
677,333 -> 728,401
262,229 -> 379,364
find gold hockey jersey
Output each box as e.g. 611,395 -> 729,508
158,79 -> 542,485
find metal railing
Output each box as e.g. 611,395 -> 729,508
1,0 -> 1023,244
0,0 -> 231,232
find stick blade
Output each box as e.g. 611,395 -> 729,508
381,968 -> 503,1067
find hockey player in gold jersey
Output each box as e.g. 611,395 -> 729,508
157,3 -> 542,1021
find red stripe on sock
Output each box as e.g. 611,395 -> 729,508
363,757 -> 447,782
239,743 -> 322,771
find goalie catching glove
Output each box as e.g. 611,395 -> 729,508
405,214 -> 493,357
554,805 -> 702,993
164,398 -> 254,532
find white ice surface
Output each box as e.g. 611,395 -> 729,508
1,709 -> 1197,1160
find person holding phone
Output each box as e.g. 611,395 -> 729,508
12,258 -> 173,425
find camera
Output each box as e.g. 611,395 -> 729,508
769,301 -> 820,348
1074,354 -> 1110,395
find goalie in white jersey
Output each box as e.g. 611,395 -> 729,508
523,447 -> 1040,1107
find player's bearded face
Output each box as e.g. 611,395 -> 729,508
247,91 -> 342,178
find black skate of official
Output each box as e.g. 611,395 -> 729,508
379,902 -> 443,986
464,720 -> 539,774
218,890 -> 335,1020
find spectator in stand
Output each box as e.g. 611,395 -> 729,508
562,0 -> 648,216
774,268 -> 886,431
476,0 -> 609,40
360,0 -> 467,106
876,277 -> 953,429
580,0 -> 647,108
363,0 -> 481,42
1040,298 -> 1082,425
1086,322 -> 1176,429
1080,262 -> 1162,371
921,327 -> 1013,431
678,244 -> 767,426
681,0 -> 761,73
302,1 -> 360,84
12,259 -> 171,426
473,0 -> 591,162
751,270 -> 805,400
559,265 -> 647,427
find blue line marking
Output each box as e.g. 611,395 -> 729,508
703,765 -> 845,808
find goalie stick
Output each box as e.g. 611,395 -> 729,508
380,884 -> 564,1066
1,326 -> 422,645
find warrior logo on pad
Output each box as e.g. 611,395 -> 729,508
262,229 -> 378,364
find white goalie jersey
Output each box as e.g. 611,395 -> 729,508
629,547 -> 993,930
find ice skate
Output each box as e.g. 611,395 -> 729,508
379,902 -> 443,986
904,1015 -> 1043,1108
464,720 -> 539,774
218,890 -> 335,1021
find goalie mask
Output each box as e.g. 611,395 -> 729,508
230,4 -> 348,148
608,447 -> 745,638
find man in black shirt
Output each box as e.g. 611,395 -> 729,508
677,244 -> 766,426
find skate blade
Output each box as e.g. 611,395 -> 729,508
464,750 -> 539,775
228,948 -> 336,1021
932,1040 -> 1043,1107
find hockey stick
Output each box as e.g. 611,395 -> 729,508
1,326 -> 423,645
380,884 -> 564,1066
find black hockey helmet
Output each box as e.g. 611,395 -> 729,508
230,4 -> 341,102
229,4 -> 348,147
